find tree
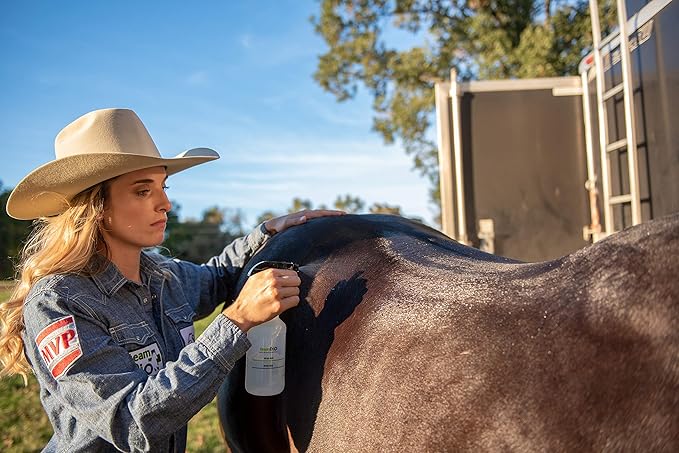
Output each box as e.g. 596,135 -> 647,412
0,182 -> 32,279
256,210 -> 277,225
369,202 -> 402,215
203,206 -> 245,238
161,202 -> 245,264
333,194 -> 365,213
313,0 -> 615,220
288,198 -> 313,213
202,206 -> 225,225
263,194 -> 409,217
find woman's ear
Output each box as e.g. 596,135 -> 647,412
97,210 -> 113,231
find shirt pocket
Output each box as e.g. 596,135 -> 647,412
109,321 -> 154,345
109,322 -> 164,376
165,303 -> 196,346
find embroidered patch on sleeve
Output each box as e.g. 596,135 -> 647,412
35,315 -> 83,379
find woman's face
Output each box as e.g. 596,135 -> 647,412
101,166 -> 171,254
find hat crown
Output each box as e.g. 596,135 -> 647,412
55,108 -> 161,159
7,107 -> 219,220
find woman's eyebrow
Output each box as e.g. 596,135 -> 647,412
131,176 -> 168,185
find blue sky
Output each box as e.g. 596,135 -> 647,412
0,1 -> 435,228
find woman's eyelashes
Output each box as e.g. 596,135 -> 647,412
135,185 -> 168,197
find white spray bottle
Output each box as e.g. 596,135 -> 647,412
244,261 -> 298,396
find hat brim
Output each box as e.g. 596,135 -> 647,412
6,148 -> 219,220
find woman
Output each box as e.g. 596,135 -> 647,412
0,108 -> 343,452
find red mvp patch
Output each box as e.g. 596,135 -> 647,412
35,315 -> 83,379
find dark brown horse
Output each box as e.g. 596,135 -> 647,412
218,213 -> 679,452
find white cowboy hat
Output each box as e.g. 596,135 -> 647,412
6,108 -> 219,220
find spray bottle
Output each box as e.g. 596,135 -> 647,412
244,261 -> 299,396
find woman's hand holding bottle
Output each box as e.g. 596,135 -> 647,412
222,268 -> 300,332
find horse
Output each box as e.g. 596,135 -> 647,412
217,213 -> 679,452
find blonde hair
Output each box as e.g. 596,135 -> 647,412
0,183 -> 109,379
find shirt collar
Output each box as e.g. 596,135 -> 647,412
89,251 -> 165,297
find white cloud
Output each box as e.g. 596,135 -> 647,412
167,133 -> 434,227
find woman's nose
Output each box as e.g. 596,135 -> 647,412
158,190 -> 172,213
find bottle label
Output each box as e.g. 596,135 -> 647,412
250,345 -> 284,370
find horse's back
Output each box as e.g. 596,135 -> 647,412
220,213 -> 679,452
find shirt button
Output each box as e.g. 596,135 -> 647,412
143,298 -> 148,304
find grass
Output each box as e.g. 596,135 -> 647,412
0,372 -> 53,451
186,313 -> 227,452
0,283 -> 227,452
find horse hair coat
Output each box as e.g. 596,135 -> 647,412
218,213 -> 679,452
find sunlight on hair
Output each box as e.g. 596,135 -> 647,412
0,183 -> 109,379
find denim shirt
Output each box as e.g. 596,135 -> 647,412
21,224 -> 272,453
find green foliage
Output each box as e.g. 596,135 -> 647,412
369,202 -> 402,215
0,183 -> 32,279
255,210 -> 277,225
288,198 -> 313,213
258,194 -> 409,223
0,285 -> 53,451
162,202 -> 245,264
0,373 -> 53,451
185,310 -> 227,452
278,194 -> 409,217
333,193 -> 365,213
312,0 -> 617,220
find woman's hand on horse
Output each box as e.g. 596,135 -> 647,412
264,209 -> 345,235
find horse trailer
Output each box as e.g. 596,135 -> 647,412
435,0 -> 679,261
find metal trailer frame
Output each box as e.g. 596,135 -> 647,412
434,76 -> 583,246
435,0 -> 676,250
580,0 -> 674,238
